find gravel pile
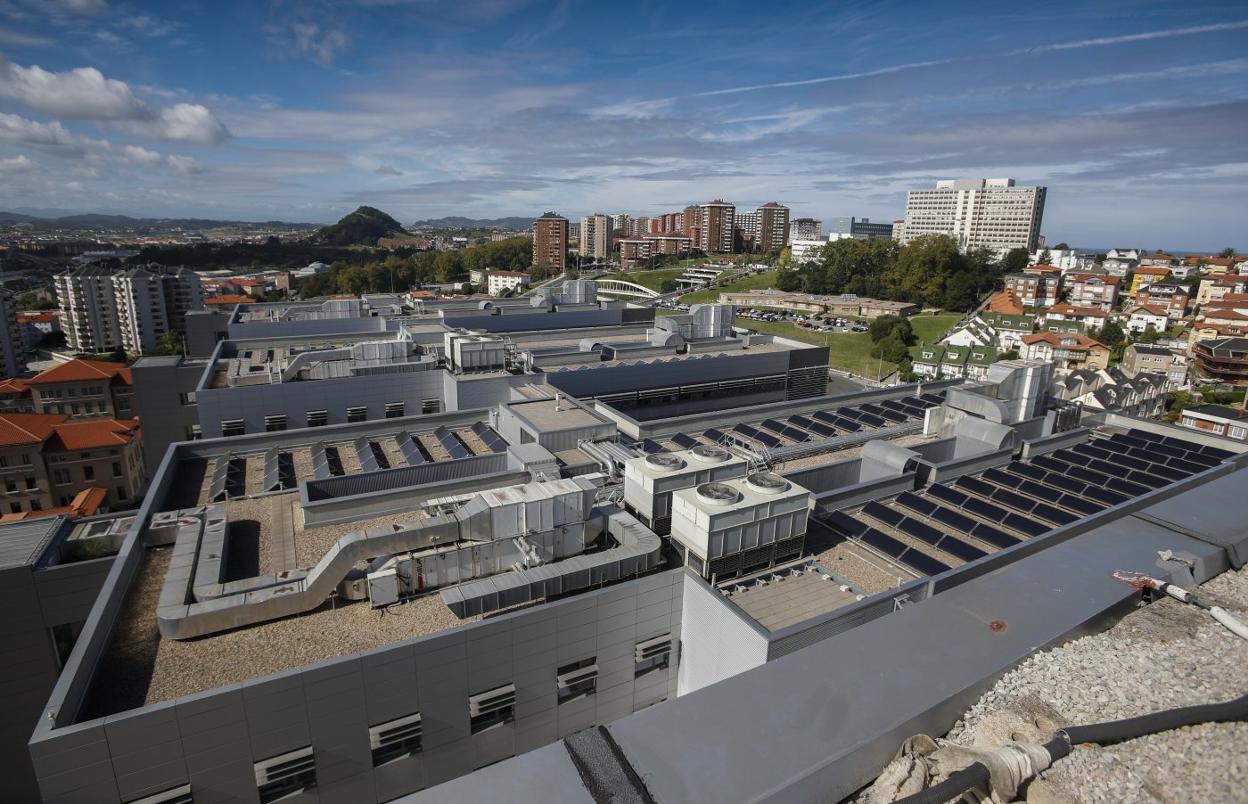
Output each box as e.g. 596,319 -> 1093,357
945,565 -> 1248,803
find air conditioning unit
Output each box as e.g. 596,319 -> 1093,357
128,784 -> 193,804
254,746 -> 316,804
367,567 -> 399,607
369,712 -> 422,767
468,684 -> 516,718
635,634 -> 673,663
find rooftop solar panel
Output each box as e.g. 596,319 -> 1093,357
895,491 -> 938,516
1045,474 -> 1086,495
1019,480 -> 1062,503
735,423 -> 760,438
1054,449 -> 1092,467
703,428 -> 726,444
670,432 -> 700,450
1032,503 -> 1077,526
835,406 -> 860,419
858,402 -> 885,414
926,483 -> 969,506
930,505 -> 977,534
1106,477 -> 1150,497
939,537 -> 988,562
991,487 -> 1036,513
918,393 -> 945,405
970,522 -> 1019,550
807,421 -> 839,438
755,432 -> 784,449
640,439 -> 665,454
1088,458 -> 1124,477
1059,494 -> 1103,517
812,410 -> 841,426
878,398 -> 910,411
471,423 -> 509,454
1007,462 -> 1048,482
436,428 -> 471,460
824,510 -> 867,538
834,417 -> 862,432
954,475 -> 995,497
877,408 -> 911,424
897,517 -> 945,547
760,419 -> 790,436
862,501 -> 905,527
1068,465 -> 1112,486
898,549 -> 951,577
1125,470 -> 1167,490
858,413 -> 888,428
788,414 -> 816,429
1197,444 -> 1235,461
983,468 -> 1024,489
964,497 -> 1007,522
1072,443 -> 1115,461
1004,513 -> 1049,538
860,528 -> 907,559
1083,486 -> 1130,507
1163,455 -> 1211,474
1032,455 -> 1071,474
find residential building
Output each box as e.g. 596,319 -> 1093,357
1123,343 -> 1188,389
790,217 -> 822,242
1140,251 -> 1175,268
909,343 -> 999,380
699,200 -> 736,254
718,290 -> 915,319
891,218 -> 904,241
1129,265 -> 1172,296
736,210 -> 759,238
55,265 -> 202,354
755,202 -> 790,253
532,212 -> 569,273
611,213 -> 629,233
0,377 -> 33,413
789,239 -> 827,264
618,238 -> 652,269
1179,404 -> 1248,441
681,204 -> 702,250
1195,276 -> 1248,307
487,271 -> 531,296
962,311 -> 1036,351
0,412 -> 144,515
642,234 -> 692,257
899,178 -> 1046,252
827,217 -> 895,241
0,290 -> 26,376
986,289 -> 1025,315
1184,254 -> 1237,274
1003,271 -> 1059,307
1052,366 -> 1167,418
17,310 -> 61,351
1191,336 -> 1248,385
1124,304 -> 1171,335
1135,281 -> 1189,319
1067,273 -> 1121,311
628,216 -> 652,238
1043,304 -> 1108,330
1020,332 -> 1110,371
1032,248 -> 1093,273
24,359 -> 134,420
1102,248 -> 1140,275
579,214 -> 613,261
55,264 -> 122,352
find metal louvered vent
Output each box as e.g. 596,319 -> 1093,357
746,472 -> 789,494
697,482 -> 740,506
635,633 -> 673,662
127,784 -> 193,804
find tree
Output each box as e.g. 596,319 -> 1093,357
1001,248 -> 1030,273
460,282 -> 474,295
659,279 -> 679,294
1052,242 -> 1070,250
1036,249 -> 1051,265
872,332 -> 910,365
868,315 -> 914,345
153,331 -> 186,356
1000,348 -> 1020,360
1219,247 -> 1236,258
1097,321 -> 1125,347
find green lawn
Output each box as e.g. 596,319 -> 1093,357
598,267 -> 686,293
908,312 -> 962,344
734,317 -> 897,379
681,270 -> 780,304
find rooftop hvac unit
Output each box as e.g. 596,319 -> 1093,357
468,684 -> 516,718
254,747 -> 316,804
746,472 -> 789,494
635,634 -> 673,663
696,482 -> 740,506
369,712 -> 422,766
645,453 -> 686,472
128,784 -> 193,804
366,568 -> 399,607
690,444 -> 731,463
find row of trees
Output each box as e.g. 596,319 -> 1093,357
298,237 -> 531,297
776,235 -> 1028,312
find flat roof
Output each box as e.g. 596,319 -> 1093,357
723,561 -> 864,632
511,398 -> 606,431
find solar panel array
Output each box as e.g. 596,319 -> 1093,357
657,391 -> 947,453
472,422 -> 509,454
817,426 -> 1232,581
435,427 -> 471,460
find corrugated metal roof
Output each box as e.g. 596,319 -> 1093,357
0,515 -> 66,569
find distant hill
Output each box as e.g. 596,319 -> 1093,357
411,215 -> 534,231
314,206 -> 408,246
0,210 -> 318,231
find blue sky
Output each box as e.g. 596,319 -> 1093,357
0,0 -> 1245,249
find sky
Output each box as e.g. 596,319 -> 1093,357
0,0 -> 1245,250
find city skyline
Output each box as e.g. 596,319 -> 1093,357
0,1 -> 1244,249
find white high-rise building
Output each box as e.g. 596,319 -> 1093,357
57,265 -> 202,354
900,178 -> 1046,253
0,290 -> 26,377
579,214 -> 613,260
790,218 -> 822,243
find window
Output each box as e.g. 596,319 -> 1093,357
20,453 -> 29,465
254,747 -> 317,804
112,462 -> 122,478
187,424 -> 202,440
83,466 -> 95,481
117,487 -> 127,501
384,401 -> 405,419
9,502 -> 19,513
469,683 -> 516,734
117,398 -> 131,412
346,406 -> 368,423
306,410 -> 328,427
369,712 -> 422,767
30,500 -> 40,511
70,403 -> 80,415
264,415 -> 287,432
556,657 -> 598,704
4,478 -> 14,493
0,456 -> 6,467
179,391 -> 197,405
221,419 -> 246,437
25,476 -> 36,490
635,634 -> 673,679
54,469 -> 70,484
49,621 -> 83,671
421,398 -> 440,415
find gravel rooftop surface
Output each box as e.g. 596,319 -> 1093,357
943,565 -> 1248,803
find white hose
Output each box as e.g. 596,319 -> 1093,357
1210,606 -> 1248,641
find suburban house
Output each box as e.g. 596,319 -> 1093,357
1122,343 -> 1188,389
1178,403 -> 1248,442
1020,332 -> 1111,371
1124,304 -> 1171,335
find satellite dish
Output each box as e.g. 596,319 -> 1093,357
696,482 -> 739,506
746,472 -> 788,494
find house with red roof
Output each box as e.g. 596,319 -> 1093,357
23,359 -> 134,420
0,412 -> 144,517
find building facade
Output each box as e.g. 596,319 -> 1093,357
755,203 -> 790,253
1191,337 -> 1248,385
699,200 -> 736,254
900,178 -> 1046,252
827,217 -> 895,241
579,214 -> 613,261
790,217 -> 821,243
532,213 -> 569,273
56,265 -> 202,354
24,359 -> 134,420
487,271 -> 530,296
1020,332 -> 1110,371
0,289 -> 27,377
1067,273 -> 1121,311
1178,404 -> 1248,441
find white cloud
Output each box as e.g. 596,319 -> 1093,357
0,27 -> 51,47
53,0 -> 107,13
288,22 -> 350,64
1023,20 -> 1248,54
0,111 -> 82,149
0,153 -> 34,172
0,57 -> 147,119
145,103 -> 229,144
166,154 -> 202,175
121,143 -> 162,165
119,14 -> 179,38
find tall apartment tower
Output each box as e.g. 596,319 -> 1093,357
900,178 -> 1046,253
756,202 -> 790,252
579,214 -> 613,260
56,265 -> 123,352
682,204 -> 703,250
532,212 -> 569,273
699,200 -> 736,254
611,213 -> 630,233
0,290 -> 26,377
790,218 -> 822,243
114,267 -> 204,353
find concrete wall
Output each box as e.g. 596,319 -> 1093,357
545,350 -> 793,400
30,569 -> 683,803
196,369 -> 448,438
676,572 -> 769,696
446,309 -> 626,333
227,317 -> 386,341
185,309 -> 230,357
131,359 -> 208,471
445,372 -> 537,412
1,556 -> 113,804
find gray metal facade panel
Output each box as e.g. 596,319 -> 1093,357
33,558 -> 115,628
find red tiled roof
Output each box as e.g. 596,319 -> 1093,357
1135,266 -> 1171,276
1021,332 -> 1109,350
205,294 -> 251,305
1048,304 -> 1108,318
47,417 -> 139,451
17,312 -> 58,323
1127,304 -> 1168,316
229,278 -> 264,287
0,412 -> 68,446
26,359 -> 131,386
1070,273 -> 1121,285
0,487 -> 107,522
0,377 -> 31,395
